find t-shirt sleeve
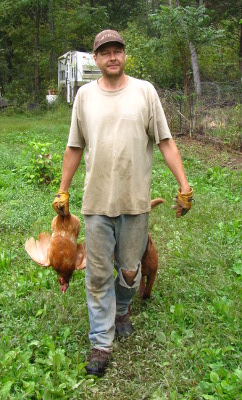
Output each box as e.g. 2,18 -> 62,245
67,94 -> 86,149
148,90 -> 172,144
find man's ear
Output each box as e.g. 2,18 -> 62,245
93,53 -> 97,65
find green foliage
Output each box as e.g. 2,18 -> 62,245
0,344 -> 93,399
0,250 -> 12,269
20,141 -> 62,186
0,105 -> 241,399
97,0 -> 146,30
199,32 -> 240,82
55,3 -> 108,52
197,365 -> 242,399
123,23 -> 153,82
123,22 -> 186,88
0,1 -> 240,103
150,5 -> 228,89
0,0 -> 108,105
152,5 -> 224,46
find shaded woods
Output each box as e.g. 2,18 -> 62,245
0,0 -> 241,106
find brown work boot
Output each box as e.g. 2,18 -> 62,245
115,308 -> 133,339
85,348 -> 110,377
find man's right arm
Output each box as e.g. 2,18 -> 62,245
60,146 -> 83,191
52,146 -> 83,216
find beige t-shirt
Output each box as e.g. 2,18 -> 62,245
67,76 -> 172,216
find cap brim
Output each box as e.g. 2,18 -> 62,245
94,40 -> 125,52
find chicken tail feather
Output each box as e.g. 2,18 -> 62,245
151,198 -> 165,209
25,232 -> 51,266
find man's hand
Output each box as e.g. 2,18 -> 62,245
172,188 -> 193,218
52,190 -> 70,216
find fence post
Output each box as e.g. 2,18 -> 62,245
190,92 -> 197,137
179,96 -> 182,134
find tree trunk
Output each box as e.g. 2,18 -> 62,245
151,0 -> 155,12
239,24 -> 242,75
65,0 -> 68,52
35,1 -> 40,104
188,40 -> 202,96
168,1 -> 180,8
49,0 -> 56,82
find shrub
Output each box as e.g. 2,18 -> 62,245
20,141 -> 62,186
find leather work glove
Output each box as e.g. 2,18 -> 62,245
52,190 -> 70,216
172,188 -> 194,218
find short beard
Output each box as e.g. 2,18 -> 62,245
102,65 -> 125,79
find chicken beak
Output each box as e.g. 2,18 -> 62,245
60,283 -> 69,293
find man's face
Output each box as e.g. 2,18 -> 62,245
94,44 -> 126,79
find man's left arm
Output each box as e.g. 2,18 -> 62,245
159,138 -> 189,192
159,138 -> 193,217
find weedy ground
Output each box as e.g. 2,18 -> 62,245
0,105 -> 241,399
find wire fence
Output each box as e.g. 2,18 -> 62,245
158,81 -> 241,150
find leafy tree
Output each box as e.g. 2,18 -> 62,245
93,0 -> 146,29
151,5 -> 224,95
0,0 -> 108,104
122,23 -> 153,82
0,0 -> 239,104
121,22 -> 186,90
205,0 -> 242,75
55,3 -> 108,52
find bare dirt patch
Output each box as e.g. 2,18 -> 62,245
175,135 -> 242,171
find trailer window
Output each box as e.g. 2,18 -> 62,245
60,70 -> 65,80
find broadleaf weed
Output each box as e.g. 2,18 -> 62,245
0,110 -> 241,399
20,141 -> 62,186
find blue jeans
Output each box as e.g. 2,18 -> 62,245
83,213 -> 149,352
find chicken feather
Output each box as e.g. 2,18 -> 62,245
25,199 -> 164,295
25,214 -> 86,292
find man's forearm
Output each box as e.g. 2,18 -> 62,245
60,146 -> 83,191
158,139 -> 190,193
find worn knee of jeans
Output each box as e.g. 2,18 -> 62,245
119,263 -> 142,289
86,265 -> 113,294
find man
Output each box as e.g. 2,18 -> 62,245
53,29 -> 193,377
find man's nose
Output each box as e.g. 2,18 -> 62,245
109,52 -> 117,60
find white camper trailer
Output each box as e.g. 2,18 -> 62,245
58,51 -> 101,103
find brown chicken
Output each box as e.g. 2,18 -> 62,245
25,213 -> 86,293
25,198 -> 164,296
138,198 -> 164,299
139,233 -> 158,299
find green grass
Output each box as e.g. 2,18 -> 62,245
0,108 -> 241,399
